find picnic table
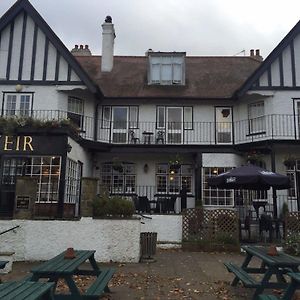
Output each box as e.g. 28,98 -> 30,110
0,281 -> 55,300
259,272 -> 300,300
30,249 -> 115,300
224,245 -> 300,300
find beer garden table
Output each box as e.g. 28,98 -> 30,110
30,249 -> 115,300
224,245 -> 300,299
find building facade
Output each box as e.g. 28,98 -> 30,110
0,0 -> 299,219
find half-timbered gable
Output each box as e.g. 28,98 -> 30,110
0,0 -> 98,93
238,20 -> 300,94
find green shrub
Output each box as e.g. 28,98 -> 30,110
93,193 -> 135,218
284,232 -> 300,256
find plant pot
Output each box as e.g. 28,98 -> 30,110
113,165 -> 123,172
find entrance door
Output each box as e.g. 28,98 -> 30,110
167,107 -> 183,144
112,107 -> 128,143
0,157 -> 27,217
215,107 -> 233,144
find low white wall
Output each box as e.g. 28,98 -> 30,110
140,215 -> 182,248
0,218 -> 141,263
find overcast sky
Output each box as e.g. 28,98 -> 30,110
0,0 -> 300,59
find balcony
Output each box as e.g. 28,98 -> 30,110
1,111 -> 299,145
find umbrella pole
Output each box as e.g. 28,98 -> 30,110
272,188 -> 278,218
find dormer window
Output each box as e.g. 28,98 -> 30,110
148,52 -> 185,85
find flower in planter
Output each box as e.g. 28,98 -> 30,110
246,150 -> 264,165
169,154 -> 183,170
283,155 -> 296,168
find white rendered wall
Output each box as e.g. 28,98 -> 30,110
140,215 -> 182,248
0,218 -> 141,263
67,137 -> 93,177
202,153 -> 243,167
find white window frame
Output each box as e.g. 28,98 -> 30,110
248,101 -> 265,134
149,55 -> 185,85
67,97 -> 84,129
3,93 -> 32,116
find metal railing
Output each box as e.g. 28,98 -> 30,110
1,111 -> 299,145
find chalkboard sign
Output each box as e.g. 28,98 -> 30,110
16,196 -> 30,209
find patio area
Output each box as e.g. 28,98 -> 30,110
1,249 -> 256,300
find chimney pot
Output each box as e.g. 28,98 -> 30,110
75,45 -> 78,49
255,49 -> 260,56
105,16 -> 112,23
250,49 -> 254,56
80,45 -> 83,49
85,45 -> 89,49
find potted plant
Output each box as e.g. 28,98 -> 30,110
283,155 -> 296,168
246,150 -> 264,165
169,154 -> 183,170
112,157 -> 124,172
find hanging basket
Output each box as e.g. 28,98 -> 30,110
283,159 -> 296,168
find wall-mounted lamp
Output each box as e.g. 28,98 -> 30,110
15,84 -> 23,92
143,163 -> 149,173
212,168 -> 218,175
66,143 -> 72,153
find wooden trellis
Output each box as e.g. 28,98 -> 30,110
182,208 -> 239,243
286,212 -> 300,235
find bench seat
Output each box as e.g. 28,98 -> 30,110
258,295 -> 279,300
0,281 -> 54,300
224,262 -> 260,288
84,268 -> 115,299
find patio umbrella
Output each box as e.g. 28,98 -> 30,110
207,164 -> 290,218
207,164 -> 290,190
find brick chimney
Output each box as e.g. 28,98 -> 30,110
101,16 -> 115,72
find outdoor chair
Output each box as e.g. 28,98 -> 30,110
166,196 -> 177,213
129,130 -> 140,144
259,214 -> 274,242
138,196 -> 150,213
156,130 -> 165,144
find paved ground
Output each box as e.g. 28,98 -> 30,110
1,249 -> 279,300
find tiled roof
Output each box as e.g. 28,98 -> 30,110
76,55 -> 261,99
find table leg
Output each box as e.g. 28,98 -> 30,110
64,275 -> 82,299
232,253 -> 253,286
281,279 -> 298,300
252,268 -> 274,300
89,254 -> 100,272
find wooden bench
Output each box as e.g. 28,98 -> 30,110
224,262 -> 260,288
84,268 -> 116,299
0,281 -> 54,300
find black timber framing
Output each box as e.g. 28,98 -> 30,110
0,0 -> 102,95
18,11 -> 27,81
237,19 -> 300,96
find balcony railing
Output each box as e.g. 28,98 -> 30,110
1,111 -> 299,145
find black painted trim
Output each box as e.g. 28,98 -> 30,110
30,22 -> 38,81
0,0 -> 102,95
18,12 -> 27,81
42,37 -> 49,81
55,49 -> 60,82
237,19 -> 300,96
290,40 -> 296,86
67,64 -> 71,82
6,21 -> 14,80
244,86 -> 300,91
279,53 -> 284,86
267,67 -> 272,87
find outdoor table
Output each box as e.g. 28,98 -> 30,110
0,281 -> 55,300
226,245 -> 300,299
142,131 -> 153,144
30,249 -> 115,300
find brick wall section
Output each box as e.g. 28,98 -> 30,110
81,177 -> 99,217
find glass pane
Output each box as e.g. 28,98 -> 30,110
6,95 -> 16,115
161,64 -> 172,83
173,63 -> 182,83
113,107 -> 127,129
167,108 -> 182,130
157,107 -> 165,128
129,106 -> 138,128
184,107 -> 192,129
151,64 -> 160,83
